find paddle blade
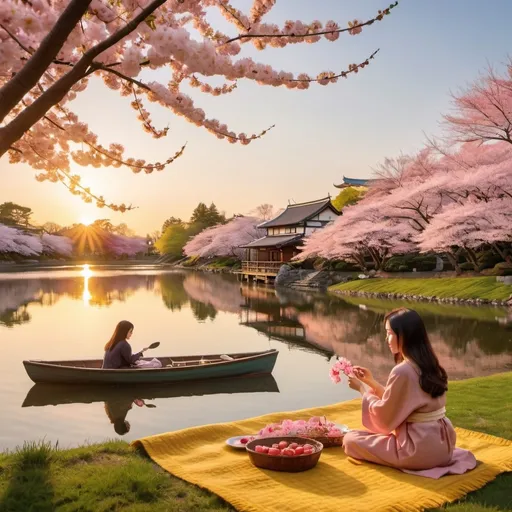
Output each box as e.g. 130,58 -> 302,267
147,342 -> 160,350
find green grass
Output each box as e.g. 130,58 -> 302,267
0,441 -> 234,512
330,277 -> 512,301
340,296 -> 510,322
0,374 -> 510,511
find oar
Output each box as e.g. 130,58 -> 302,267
134,399 -> 157,408
141,341 -> 160,352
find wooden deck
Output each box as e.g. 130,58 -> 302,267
235,261 -> 285,281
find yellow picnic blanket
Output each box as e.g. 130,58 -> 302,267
133,399 -> 512,512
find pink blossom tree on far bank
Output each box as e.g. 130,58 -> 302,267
0,0 -> 398,210
0,223 -> 73,257
184,215 -> 264,259
297,63 -> 512,272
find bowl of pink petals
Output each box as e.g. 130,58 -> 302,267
257,416 -> 349,448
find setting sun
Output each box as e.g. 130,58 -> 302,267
80,216 -> 94,226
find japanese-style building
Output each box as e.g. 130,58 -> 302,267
238,197 -> 340,280
333,176 -> 375,189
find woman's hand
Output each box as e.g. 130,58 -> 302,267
348,375 -> 365,394
352,366 -> 375,386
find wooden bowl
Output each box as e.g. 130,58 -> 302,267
245,436 -> 323,472
309,435 -> 344,448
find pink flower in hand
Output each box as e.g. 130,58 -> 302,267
329,357 -> 354,384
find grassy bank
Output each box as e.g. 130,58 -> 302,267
0,373 -> 510,511
340,296 -> 511,322
330,276 -> 512,302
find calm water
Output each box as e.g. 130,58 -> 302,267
1,267 -> 511,450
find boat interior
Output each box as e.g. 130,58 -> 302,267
31,350 -> 275,369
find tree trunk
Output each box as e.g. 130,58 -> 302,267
491,242 -> 511,263
367,247 -> 382,270
0,0 -> 92,124
446,251 -> 461,275
464,246 -> 481,272
351,252 -> 367,271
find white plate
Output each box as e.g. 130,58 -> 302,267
334,424 -> 350,434
225,435 -> 257,450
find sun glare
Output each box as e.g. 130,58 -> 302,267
80,216 -> 94,226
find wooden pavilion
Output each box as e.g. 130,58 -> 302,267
238,197 -> 340,281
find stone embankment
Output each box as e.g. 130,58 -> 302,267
274,265 -> 355,291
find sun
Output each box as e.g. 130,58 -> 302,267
80,216 -> 94,226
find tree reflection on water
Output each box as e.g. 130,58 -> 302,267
1,269 -> 510,381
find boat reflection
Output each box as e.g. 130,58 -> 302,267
22,374 -> 280,435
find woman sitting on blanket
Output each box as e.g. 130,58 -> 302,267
343,308 -> 477,478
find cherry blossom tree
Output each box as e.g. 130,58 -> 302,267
445,63 -> 512,145
417,198 -> 512,270
103,232 -> 147,256
0,1 -> 398,210
184,215 -> 264,259
41,233 -> 74,257
299,203 -> 415,270
0,223 -> 75,257
0,223 -> 42,256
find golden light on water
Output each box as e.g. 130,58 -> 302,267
81,264 -> 93,305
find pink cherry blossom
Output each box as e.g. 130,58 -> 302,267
329,357 -> 353,384
0,1 -> 398,209
184,216 -> 264,259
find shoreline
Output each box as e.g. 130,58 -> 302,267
0,259 -> 162,273
0,372 -> 510,511
329,276 -> 512,308
331,289 -> 512,308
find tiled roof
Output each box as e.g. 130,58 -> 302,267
258,197 -> 338,228
333,176 -> 375,188
240,234 -> 303,249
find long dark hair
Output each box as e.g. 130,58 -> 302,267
385,308 -> 448,398
105,320 -> 134,351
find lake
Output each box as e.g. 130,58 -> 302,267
1,267 -> 511,451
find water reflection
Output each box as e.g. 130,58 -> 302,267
1,270 -> 511,383
82,264 -> 92,305
23,375 -> 279,435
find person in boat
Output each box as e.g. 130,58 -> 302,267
103,320 -> 144,369
343,308 -> 477,478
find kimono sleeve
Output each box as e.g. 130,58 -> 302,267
361,364 -> 427,434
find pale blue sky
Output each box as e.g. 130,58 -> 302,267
1,0 -> 511,234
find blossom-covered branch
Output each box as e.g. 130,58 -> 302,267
0,0 -> 398,208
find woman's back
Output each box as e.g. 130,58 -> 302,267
103,340 -> 134,369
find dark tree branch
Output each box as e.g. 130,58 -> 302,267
0,0 -> 168,157
0,0 -> 92,123
221,2 -> 398,45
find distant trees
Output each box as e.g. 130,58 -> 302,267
0,224 -> 72,257
332,187 -> 365,211
161,217 -> 183,234
156,202 -> 227,258
41,222 -> 62,234
190,202 -> 226,228
252,204 -> 275,221
0,202 -> 32,227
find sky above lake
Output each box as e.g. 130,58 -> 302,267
1,0 -> 511,235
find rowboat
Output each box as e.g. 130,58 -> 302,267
22,373 -> 279,407
23,349 -> 278,385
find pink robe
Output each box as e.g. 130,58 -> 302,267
343,360 -> 477,479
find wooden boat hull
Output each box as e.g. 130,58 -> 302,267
23,349 -> 278,385
22,373 -> 279,407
